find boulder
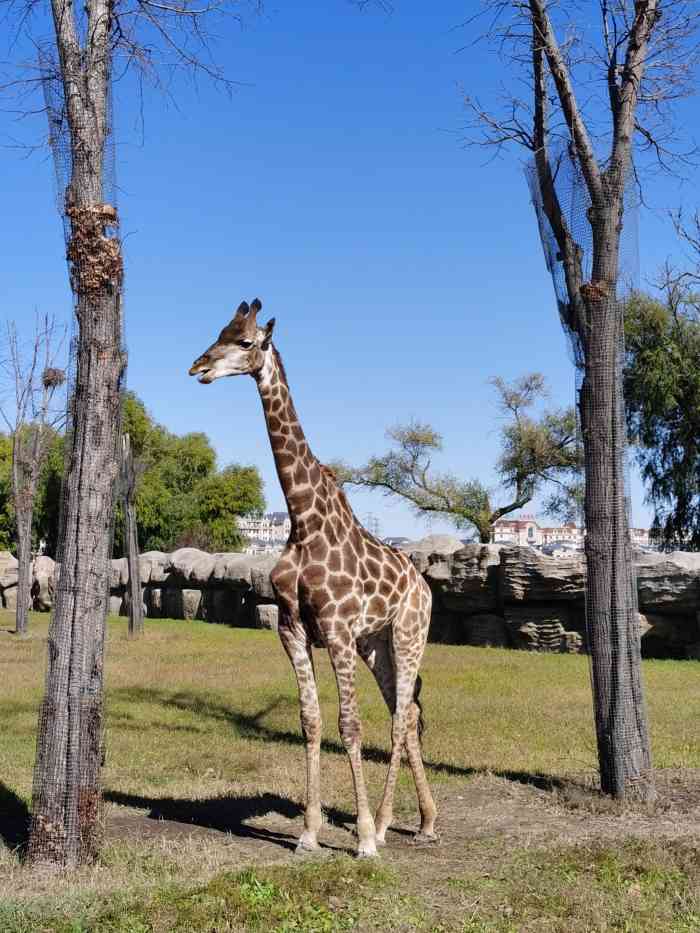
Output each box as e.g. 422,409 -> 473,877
145,586 -> 162,617
255,604 -> 279,631
110,557 -> 128,590
466,613 -> 509,648
210,553 -> 258,589
180,589 -> 203,620
439,544 -> 503,613
109,595 -> 123,616
139,551 -> 170,584
167,549 -> 216,587
250,555 -> 280,600
407,535 -> 467,575
2,585 -> 18,611
32,555 -> 56,611
0,551 -> 18,590
500,547 -> 585,604
504,605 -> 582,653
635,552 -> 700,616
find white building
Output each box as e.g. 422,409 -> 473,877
492,516 -> 649,549
239,511 -> 291,546
492,514 -> 549,547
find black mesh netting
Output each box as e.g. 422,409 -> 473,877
28,42 -> 125,865
525,144 -> 652,796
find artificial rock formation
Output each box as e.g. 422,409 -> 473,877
4,541 -> 698,658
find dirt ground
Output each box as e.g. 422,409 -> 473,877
105,767 -> 700,874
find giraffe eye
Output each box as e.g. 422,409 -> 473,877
239,339 -> 254,350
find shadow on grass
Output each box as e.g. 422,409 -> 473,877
110,685 -> 565,794
104,789 -> 354,853
0,781 -> 30,853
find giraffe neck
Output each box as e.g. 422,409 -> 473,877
255,347 -> 324,535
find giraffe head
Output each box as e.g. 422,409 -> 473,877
189,299 -> 275,384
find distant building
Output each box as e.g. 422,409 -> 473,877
492,514 -> 553,547
239,511 -> 292,547
492,516 -> 650,549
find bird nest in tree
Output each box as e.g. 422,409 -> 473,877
65,203 -> 123,296
42,367 -> 66,389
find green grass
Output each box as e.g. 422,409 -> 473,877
451,837 -> 700,933
0,858 -> 393,932
1,612 -> 699,931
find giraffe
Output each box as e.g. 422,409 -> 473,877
189,299 -> 437,858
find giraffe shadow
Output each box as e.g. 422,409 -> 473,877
103,789 -> 355,852
0,781 -> 30,854
111,686 -> 565,794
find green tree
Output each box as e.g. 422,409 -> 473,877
337,374 -> 579,543
183,465 -> 265,552
0,435 -> 14,551
116,395 -> 264,554
624,291 -> 700,550
33,431 -> 64,557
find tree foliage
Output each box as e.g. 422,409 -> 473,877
625,291 -> 700,550
0,392 -> 265,557
117,393 -> 264,554
336,374 -> 579,543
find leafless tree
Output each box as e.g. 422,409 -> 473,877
0,315 -> 65,638
121,433 -> 143,638
465,0 -> 699,801
1,0 -> 251,867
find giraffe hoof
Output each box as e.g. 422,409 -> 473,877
356,842 -> 379,859
295,839 -> 320,856
410,831 -> 439,847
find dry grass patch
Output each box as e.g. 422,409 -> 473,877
1,612 -> 700,930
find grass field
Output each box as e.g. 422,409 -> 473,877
1,612 -> 699,931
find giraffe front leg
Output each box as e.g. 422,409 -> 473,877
328,638 -> 378,858
279,621 -> 323,854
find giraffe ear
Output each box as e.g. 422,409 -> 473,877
261,317 -> 275,349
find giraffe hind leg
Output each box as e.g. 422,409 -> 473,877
357,626 -> 437,844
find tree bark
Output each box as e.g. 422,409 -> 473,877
12,428 -> 40,638
579,210 -> 654,800
27,0 -> 124,866
14,511 -> 33,637
122,434 -> 143,638
28,289 -> 123,865
527,0 -> 657,800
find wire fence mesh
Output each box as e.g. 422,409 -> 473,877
28,43 -> 125,864
525,145 -> 653,796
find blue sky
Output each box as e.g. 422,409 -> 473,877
1,1 -> 698,539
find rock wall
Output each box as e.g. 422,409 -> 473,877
417,535 -> 700,659
4,537 -> 699,657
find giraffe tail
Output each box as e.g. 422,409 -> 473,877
413,674 -> 426,742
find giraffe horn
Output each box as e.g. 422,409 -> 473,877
250,298 -> 262,318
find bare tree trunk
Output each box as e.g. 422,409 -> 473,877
579,212 -> 653,800
12,428 -> 41,638
14,511 -> 33,637
122,434 -> 143,638
27,0 -> 124,864
28,290 -> 123,865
